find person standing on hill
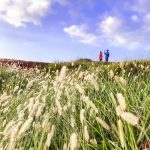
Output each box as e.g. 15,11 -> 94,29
99,51 -> 103,62
104,50 -> 110,62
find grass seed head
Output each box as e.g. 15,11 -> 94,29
55,90 -> 63,116
90,138 -> 97,145
80,109 -> 85,126
81,95 -> 98,113
26,80 -> 35,89
115,76 -> 126,88
3,119 -> 7,127
63,143 -> 68,150
28,98 -> 35,113
116,93 -> 126,111
45,133 -> 52,147
3,120 -> 15,136
119,62 -> 125,69
18,111 -> 25,120
75,84 -> 84,95
83,125 -> 90,142
58,66 -> 67,82
10,121 -> 22,142
71,116 -> 75,128
29,100 -> 39,117
121,112 -> 139,126
13,86 -> 19,93
109,70 -> 114,78
116,105 -> 124,116
36,104 -> 44,118
45,125 -> 55,147
96,117 -> 110,130
0,95 -> 11,105
18,117 -> 33,137
117,120 -> 125,148
69,133 -> 77,150
119,77 -> 126,86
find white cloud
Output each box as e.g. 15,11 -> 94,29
64,15 -> 150,51
129,0 -> 150,33
100,16 -> 121,35
99,16 -> 150,50
143,13 -> 150,24
64,25 -> 98,46
0,0 -> 53,27
131,15 -> 139,22
99,16 -> 132,48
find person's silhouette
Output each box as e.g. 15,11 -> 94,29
104,50 -> 110,62
99,51 -> 103,62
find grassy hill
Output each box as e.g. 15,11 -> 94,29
0,59 -> 149,149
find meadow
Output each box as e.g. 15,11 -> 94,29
0,60 -> 149,150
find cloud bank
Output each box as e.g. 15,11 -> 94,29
64,0 -> 150,51
0,0 -> 67,27
64,25 -> 97,46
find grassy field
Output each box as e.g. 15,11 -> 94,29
0,60 -> 150,150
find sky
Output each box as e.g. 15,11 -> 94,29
0,0 -> 150,62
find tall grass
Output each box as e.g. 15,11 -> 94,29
0,61 -> 149,150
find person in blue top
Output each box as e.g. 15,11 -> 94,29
104,50 -> 110,62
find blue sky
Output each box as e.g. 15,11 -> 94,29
0,0 -> 150,62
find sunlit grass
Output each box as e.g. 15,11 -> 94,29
0,60 -> 149,150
